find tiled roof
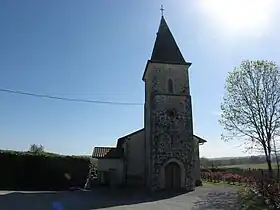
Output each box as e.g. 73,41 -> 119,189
116,128 -> 207,147
93,132 -> 207,159
117,128 -> 144,148
92,147 -> 122,159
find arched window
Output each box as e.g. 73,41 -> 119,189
168,78 -> 174,93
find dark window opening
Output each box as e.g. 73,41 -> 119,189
166,109 -> 176,118
168,78 -> 174,93
170,135 -> 174,148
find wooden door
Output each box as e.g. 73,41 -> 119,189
165,162 -> 181,190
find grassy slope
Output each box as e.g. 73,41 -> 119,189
219,162 -> 278,169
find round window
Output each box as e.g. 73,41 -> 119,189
166,109 -> 177,118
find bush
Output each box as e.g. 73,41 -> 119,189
0,150 -> 92,190
250,172 -> 280,209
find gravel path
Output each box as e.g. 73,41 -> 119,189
0,184 -> 240,210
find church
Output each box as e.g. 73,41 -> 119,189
92,12 -> 207,192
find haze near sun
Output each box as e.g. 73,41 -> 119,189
199,0 -> 276,36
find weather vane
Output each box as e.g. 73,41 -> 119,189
160,5 -> 164,17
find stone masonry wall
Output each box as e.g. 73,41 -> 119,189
150,94 -> 195,191
144,62 -> 194,191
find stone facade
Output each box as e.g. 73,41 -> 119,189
144,62 -> 195,191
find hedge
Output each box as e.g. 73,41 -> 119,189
0,150 -> 91,190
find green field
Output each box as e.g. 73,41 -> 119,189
219,162 -> 278,169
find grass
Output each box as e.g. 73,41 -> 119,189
202,180 -> 227,186
202,181 -> 269,209
237,187 -> 269,210
204,163 -> 279,209
219,162 -> 278,170
202,180 -> 245,189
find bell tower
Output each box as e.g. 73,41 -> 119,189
143,8 -> 195,191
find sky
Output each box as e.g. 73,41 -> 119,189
1,0 -> 280,158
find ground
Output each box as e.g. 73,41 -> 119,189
0,184 -> 240,210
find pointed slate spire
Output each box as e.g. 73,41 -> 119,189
150,15 -> 186,64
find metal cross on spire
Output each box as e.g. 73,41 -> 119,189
160,5 -> 164,17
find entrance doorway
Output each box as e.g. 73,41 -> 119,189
165,162 -> 181,190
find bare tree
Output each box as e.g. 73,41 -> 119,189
220,60 -> 280,175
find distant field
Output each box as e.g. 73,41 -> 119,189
219,163 -> 278,169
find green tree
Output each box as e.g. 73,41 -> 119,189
200,157 -> 211,168
29,144 -> 44,154
220,60 -> 280,175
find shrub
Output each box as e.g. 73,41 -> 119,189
0,150 -> 92,190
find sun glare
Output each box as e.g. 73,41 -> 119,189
200,0 -> 275,35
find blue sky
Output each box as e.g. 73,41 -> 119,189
1,0 -> 280,158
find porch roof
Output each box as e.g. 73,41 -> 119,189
92,147 -> 122,159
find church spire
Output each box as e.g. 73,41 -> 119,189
150,7 -> 186,65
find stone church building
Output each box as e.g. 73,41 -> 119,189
92,14 -> 207,192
